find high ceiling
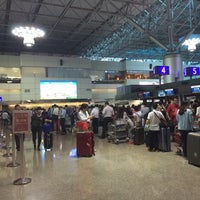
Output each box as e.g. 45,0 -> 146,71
0,0 -> 200,63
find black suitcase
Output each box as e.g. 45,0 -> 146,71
43,123 -> 53,151
158,127 -> 171,152
98,126 -> 103,138
187,132 -> 200,166
44,133 -> 53,150
134,127 -> 144,145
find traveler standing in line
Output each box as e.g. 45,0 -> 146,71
195,102 -> 200,128
166,97 -> 180,134
59,106 -> 66,135
52,104 -> 60,133
176,101 -> 193,158
77,103 -> 93,122
133,105 -> 144,128
101,101 -> 114,139
14,104 -> 25,151
146,103 -> 166,151
90,104 -> 99,134
31,107 -> 44,151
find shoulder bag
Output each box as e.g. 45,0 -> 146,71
153,111 -> 168,128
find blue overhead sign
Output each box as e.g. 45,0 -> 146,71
153,66 -> 169,75
184,67 -> 200,77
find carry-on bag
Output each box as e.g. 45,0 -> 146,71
134,127 -> 144,145
43,123 -> 53,150
187,132 -> 200,166
76,121 -> 88,131
44,132 -> 53,150
76,131 -> 94,157
158,127 -> 171,152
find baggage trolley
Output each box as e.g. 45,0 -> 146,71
107,119 -> 129,144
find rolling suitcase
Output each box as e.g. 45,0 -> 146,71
158,127 -> 171,152
43,123 -> 53,150
44,132 -> 53,150
187,132 -> 200,166
98,126 -> 103,138
134,127 -> 144,145
76,131 -> 94,157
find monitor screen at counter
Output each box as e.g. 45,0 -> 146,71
164,88 -> 174,96
191,85 -> 200,93
158,90 -> 166,97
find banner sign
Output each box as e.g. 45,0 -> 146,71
12,110 -> 31,134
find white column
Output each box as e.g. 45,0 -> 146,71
163,53 -> 182,83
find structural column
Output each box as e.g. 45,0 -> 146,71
163,53 -> 182,84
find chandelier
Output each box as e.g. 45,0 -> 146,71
11,25 -> 45,47
182,34 -> 200,52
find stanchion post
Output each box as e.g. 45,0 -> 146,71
13,134 -> 31,185
3,128 -> 12,157
12,108 -> 31,185
7,132 -> 20,167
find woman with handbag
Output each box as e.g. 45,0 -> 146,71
146,103 -> 166,152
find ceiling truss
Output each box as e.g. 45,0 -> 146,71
0,0 -> 199,63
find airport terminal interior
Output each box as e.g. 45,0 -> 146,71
0,1 -> 200,200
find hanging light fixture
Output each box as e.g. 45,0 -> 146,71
11,25 -> 45,47
182,34 -> 200,52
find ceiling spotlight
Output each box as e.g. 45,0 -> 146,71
182,34 -> 200,52
11,25 -> 45,47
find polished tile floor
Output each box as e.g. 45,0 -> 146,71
0,130 -> 200,200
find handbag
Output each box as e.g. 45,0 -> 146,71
153,111 -> 168,128
144,124 -> 150,132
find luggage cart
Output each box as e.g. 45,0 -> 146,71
107,119 -> 129,144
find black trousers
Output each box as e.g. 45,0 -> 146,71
15,134 -> 25,150
102,117 -> 113,138
179,130 -> 190,157
60,118 -> 66,133
31,127 -> 42,147
148,130 -> 159,150
92,118 -> 99,134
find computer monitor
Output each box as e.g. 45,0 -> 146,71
158,90 -> 166,97
143,91 -> 151,98
191,85 -> 200,93
164,88 -> 174,96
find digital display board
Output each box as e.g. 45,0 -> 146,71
143,91 -> 151,98
40,80 -> 77,100
153,66 -> 169,75
184,67 -> 200,77
191,85 -> 200,93
158,90 -> 166,97
164,88 -> 174,96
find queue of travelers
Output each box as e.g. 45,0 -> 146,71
0,97 -> 198,158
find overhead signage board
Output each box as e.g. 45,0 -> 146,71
153,66 -> 169,75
